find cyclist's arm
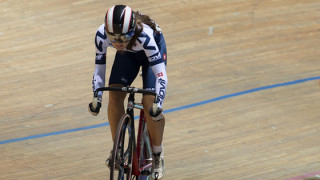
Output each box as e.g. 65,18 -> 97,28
92,63 -> 106,100
134,25 -> 168,107
92,24 -> 109,100
151,62 -> 167,108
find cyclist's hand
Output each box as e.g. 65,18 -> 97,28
149,103 -> 164,121
88,97 -> 101,116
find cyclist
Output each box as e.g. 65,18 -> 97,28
88,4 -> 167,179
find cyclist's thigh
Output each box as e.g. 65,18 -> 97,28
109,51 -> 141,86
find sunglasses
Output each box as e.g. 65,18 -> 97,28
105,29 -> 135,43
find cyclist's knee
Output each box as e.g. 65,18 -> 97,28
109,92 -> 126,104
142,95 -> 154,109
108,84 -> 126,104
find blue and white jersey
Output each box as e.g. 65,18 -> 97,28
92,23 -> 168,107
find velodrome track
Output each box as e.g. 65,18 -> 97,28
1,0 -> 320,179
1,76 -> 320,145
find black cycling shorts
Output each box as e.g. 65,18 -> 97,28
108,34 -> 167,90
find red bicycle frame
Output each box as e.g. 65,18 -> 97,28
132,109 -> 153,178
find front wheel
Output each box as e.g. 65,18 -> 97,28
110,114 -> 135,180
136,120 -> 153,180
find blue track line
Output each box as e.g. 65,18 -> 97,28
1,76 -> 320,145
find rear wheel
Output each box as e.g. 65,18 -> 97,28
110,114 -> 134,180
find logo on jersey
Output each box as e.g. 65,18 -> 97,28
150,52 -> 161,62
163,53 -> 167,61
157,78 -> 166,106
92,75 -> 96,90
95,31 -> 106,52
96,54 -> 105,61
157,72 -> 163,77
137,33 -> 156,50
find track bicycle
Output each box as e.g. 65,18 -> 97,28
93,86 -> 158,180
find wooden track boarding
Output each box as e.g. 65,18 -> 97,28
0,0 -> 319,179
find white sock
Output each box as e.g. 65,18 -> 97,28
152,143 -> 163,154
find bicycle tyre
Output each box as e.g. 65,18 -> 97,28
110,114 -> 135,180
137,120 -> 153,180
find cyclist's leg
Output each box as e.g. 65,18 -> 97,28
143,90 -> 166,180
142,95 -> 165,148
107,84 -> 126,141
108,51 -> 141,140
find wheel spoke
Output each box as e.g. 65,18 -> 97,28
110,114 -> 134,180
